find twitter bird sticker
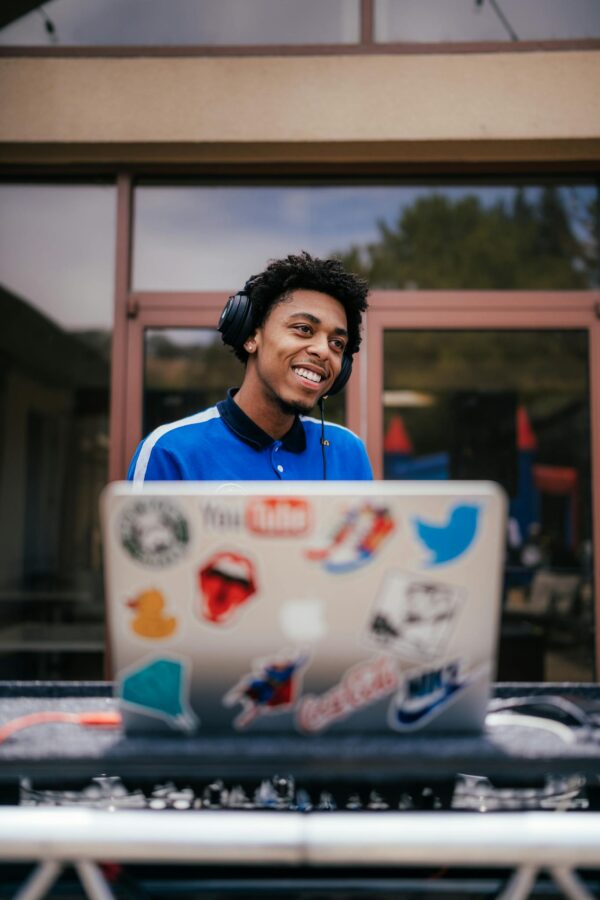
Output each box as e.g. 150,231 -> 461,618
413,504 -> 480,566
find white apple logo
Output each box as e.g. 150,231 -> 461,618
279,598 -> 326,642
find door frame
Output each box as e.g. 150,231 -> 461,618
366,290 -> 600,671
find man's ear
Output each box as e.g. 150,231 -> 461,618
244,333 -> 257,354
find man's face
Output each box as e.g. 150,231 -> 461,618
250,290 -> 348,414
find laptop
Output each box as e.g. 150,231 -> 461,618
101,481 -> 506,736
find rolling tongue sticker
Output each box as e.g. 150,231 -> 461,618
197,551 -> 258,625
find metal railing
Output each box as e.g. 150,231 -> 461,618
2,808 -> 599,900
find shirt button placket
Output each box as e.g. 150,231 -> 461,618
271,442 -> 284,478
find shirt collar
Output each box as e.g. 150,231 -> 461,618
217,388 -> 306,453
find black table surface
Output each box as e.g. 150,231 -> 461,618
0,682 -> 599,785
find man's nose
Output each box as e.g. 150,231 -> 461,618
307,332 -> 330,357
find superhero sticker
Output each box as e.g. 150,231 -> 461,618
119,499 -> 189,567
413,503 -> 480,567
197,551 -> 258,625
118,655 -> 198,733
223,649 -> 309,729
126,588 -> 177,639
306,502 -> 395,573
367,570 -> 464,661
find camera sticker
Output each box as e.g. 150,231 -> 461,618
367,570 -> 464,661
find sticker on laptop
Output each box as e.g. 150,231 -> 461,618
296,655 -> 399,734
118,655 -> 198,733
125,588 -> 177,640
223,648 -> 309,729
305,503 -> 395,573
387,661 -> 479,731
279,597 -> 327,643
367,570 -> 464,662
119,498 -> 189,568
246,497 -> 312,537
413,503 -> 480,567
197,551 -> 258,625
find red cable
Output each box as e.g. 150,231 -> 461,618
0,710 -> 122,743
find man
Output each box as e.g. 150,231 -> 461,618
128,252 -> 372,482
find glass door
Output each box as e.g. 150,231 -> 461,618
367,294 -> 599,682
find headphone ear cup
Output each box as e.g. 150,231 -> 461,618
328,355 -> 352,396
218,292 -> 255,350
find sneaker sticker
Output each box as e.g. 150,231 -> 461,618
119,498 -> 189,568
125,588 -> 177,640
305,503 -> 395,573
387,661 -> 475,731
413,503 -> 480,566
367,570 -> 464,662
197,551 -> 258,625
296,655 -> 399,734
223,649 -> 309,729
118,656 -> 198,732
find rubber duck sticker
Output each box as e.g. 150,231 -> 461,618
413,504 -> 480,566
118,656 -> 198,733
306,503 -> 394,573
368,570 -> 464,661
126,588 -> 177,639
223,650 -> 309,729
198,551 -> 257,625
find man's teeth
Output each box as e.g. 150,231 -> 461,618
295,367 -> 322,383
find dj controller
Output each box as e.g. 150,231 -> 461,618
1,682 -> 600,898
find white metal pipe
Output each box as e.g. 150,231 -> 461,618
13,861 -> 62,900
0,809 -> 599,868
74,862 -> 117,900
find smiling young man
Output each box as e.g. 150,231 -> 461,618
128,252 -> 372,482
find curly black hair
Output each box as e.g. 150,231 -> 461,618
227,252 -> 369,364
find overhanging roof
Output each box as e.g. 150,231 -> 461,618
0,2 -> 45,30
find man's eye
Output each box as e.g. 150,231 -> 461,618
294,324 -> 312,334
331,339 -> 345,352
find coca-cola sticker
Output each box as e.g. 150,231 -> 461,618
296,656 -> 399,734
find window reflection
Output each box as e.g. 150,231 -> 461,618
133,183 -> 599,292
0,0 -> 359,46
0,184 -> 115,679
375,0 -> 600,43
144,328 -> 346,436
383,330 -> 594,682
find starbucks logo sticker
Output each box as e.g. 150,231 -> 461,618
119,499 -> 189,567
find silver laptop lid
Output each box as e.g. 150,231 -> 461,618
101,481 -> 506,735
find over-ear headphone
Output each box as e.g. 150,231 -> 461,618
218,284 -> 353,396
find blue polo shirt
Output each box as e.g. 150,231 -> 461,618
128,390 -> 373,482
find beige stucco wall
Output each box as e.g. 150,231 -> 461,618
0,50 -> 599,164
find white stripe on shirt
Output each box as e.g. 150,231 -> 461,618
132,406 -> 221,483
